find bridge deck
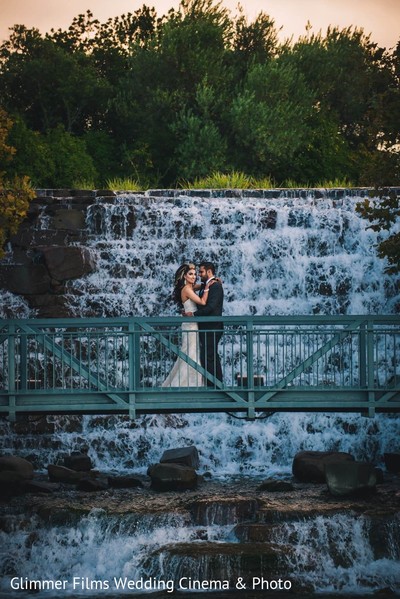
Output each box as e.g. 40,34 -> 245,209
1,315 -> 399,420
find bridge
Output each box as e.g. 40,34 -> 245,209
1,315 -> 399,421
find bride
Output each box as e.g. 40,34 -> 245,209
162,263 -> 213,387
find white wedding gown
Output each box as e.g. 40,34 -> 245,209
162,298 -> 204,387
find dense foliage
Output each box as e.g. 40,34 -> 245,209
0,0 -> 399,188
0,108 -> 35,258
356,191 -> 400,274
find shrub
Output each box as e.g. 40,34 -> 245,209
0,176 -> 35,258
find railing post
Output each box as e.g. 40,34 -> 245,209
359,321 -> 367,388
246,318 -> 255,419
128,321 -> 140,419
366,319 -> 375,417
7,324 -> 16,422
20,332 -> 27,392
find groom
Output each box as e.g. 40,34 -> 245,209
195,261 -> 224,385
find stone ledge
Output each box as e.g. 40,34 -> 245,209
34,187 -> 400,201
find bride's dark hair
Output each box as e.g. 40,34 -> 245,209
173,263 -> 194,305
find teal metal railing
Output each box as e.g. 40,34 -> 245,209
0,315 -> 399,420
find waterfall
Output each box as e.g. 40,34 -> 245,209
1,189 -> 399,597
17,188 -> 394,475
64,190 -> 398,317
271,513 -> 400,594
1,411 -> 399,477
1,506 -> 399,596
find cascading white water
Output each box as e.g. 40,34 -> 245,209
0,290 -> 34,319
1,411 -> 398,477
271,513 -> 400,594
1,190 -> 399,474
1,190 -> 400,472
1,500 -> 399,596
50,190 -> 398,475
65,191 -> 398,317
1,189 -> 399,597
0,511 -> 233,595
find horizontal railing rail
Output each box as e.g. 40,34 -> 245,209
0,315 -> 399,420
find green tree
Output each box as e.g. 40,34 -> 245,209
229,59 -> 314,179
170,83 -> 227,180
119,0 -> 232,183
83,130 -> 122,184
1,2 -> 398,187
356,190 -> 400,274
280,26 -> 396,183
231,9 -> 278,79
0,25 -> 112,134
45,125 -> 97,187
5,119 -> 99,187
6,117 -> 55,186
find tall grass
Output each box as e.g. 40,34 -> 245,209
183,172 -> 354,190
105,177 -> 143,191
281,179 -> 311,188
72,179 -> 97,190
182,171 -> 276,189
72,174 -> 355,191
314,178 -> 354,188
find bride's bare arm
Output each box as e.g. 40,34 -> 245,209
183,279 -> 217,306
182,285 -> 209,306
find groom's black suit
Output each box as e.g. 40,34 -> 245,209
196,280 -> 224,385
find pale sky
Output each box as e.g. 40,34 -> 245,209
1,0 -> 399,49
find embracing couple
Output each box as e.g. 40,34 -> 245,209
162,261 -> 224,388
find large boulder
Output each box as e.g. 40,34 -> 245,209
47,464 -> 83,483
108,475 -> 143,489
292,451 -> 354,483
0,455 -> 34,479
257,479 -> 294,492
10,227 -> 71,249
0,264 -> 51,294
63,453 -> 93,472
24,481 -> 60,494
41,246 -> 95,281
160,446 -> 200,469
325,461 -> 377,497
50,209 -> 86,231
0,471 -> 26,498
384,453 -> 400,473
77,476 -> 109,492
148,463 -> 198,491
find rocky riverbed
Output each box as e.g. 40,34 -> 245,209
5,472 -> 399,520
1,468 -> 399,598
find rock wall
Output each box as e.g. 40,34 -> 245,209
0,189 -> 114,318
